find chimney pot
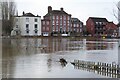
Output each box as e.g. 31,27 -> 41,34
61,8 -> 63,11
48,6 -> 52,13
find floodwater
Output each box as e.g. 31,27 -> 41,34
2,37 -> 119,78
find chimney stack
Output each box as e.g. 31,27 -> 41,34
23,11 -> 25,15
61,7 -> 64,11
48,6 -> 52,13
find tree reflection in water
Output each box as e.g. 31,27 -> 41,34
59,58 -> 67,68
47,59 -> 52,72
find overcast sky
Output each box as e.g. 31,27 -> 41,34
15,0 -> 120,24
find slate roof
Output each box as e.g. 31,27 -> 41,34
89,17 -> 108,23
71,18 -> 83,24
44,10 -> 71,17
22,13 -> 35,17
15,12 -> 41,17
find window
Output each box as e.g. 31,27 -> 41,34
67,21 -> 70,24
47,21 -> 49,25
99,22 -> 102,25
53,26 -> 55,31
35,31 -> 37,34
80,24 -> 82,28
16,25 -> 18,28
77,24 -> 79,27
64,21 -> 66,24
56,20 -> 58,23
114,30 -> 116,32
68,23 -> 70,26
43,21 -> 45,25
77,29 -> 79,32
64,16 -> 66,20
60,16 -> 62,20
60,21 -> 62,25
56,20 -> 58,25
60,27 -> 62,32
26,31 -> 29,34
47,27 -> 49,31
26,18 -> 29,22
35,18 -> 38,22
26,24 -> 29,28
56,26 -> 58,31
80,29 -> 82,32
53,21 -> 55,25
74,24 -> 76,27
35,24 -> 37,29
68,26 -> 70,31
68,16 -> 70,20
95,22 -> 98,25
64,26 -> 66,31
26,24 -> 29,34
16,18 -> 18,22
74,29 -> 76,31
43,27 -> 45,31
56,16 -> 59,20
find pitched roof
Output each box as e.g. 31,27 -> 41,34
71,18 -> 83,24
89,17 -> 108,22
44,10 -> 71,17
17,12 -> 41,17
22,13 -> 35,17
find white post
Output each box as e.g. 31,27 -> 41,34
83,39 -> 86,50
119,39 -> 120,65
118,27 -> 120,37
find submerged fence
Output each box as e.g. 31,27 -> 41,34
72,60 -> 120,78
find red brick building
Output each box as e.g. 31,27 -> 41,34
86,17 -> 118,37
42,6 -> 71,36
105,22 -> 118,37
71,18 -> 83,36
41,19 -> 51,36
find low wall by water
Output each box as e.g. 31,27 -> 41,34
72,60 -> 120,78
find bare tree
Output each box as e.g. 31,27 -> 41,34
112,1 -> 120,23
0,0 -> 17,36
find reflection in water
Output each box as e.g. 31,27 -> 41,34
47,59 -> 52,72
72,60 -> 120,78
59,58 -> 67,68
2,38 -> 119,78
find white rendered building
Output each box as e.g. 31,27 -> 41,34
13,12 -> 41,36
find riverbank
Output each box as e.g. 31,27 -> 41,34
2,35 -> 120,40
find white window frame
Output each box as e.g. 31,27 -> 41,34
26,18 -> 29,22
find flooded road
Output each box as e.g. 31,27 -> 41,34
2,38 -> 119,78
